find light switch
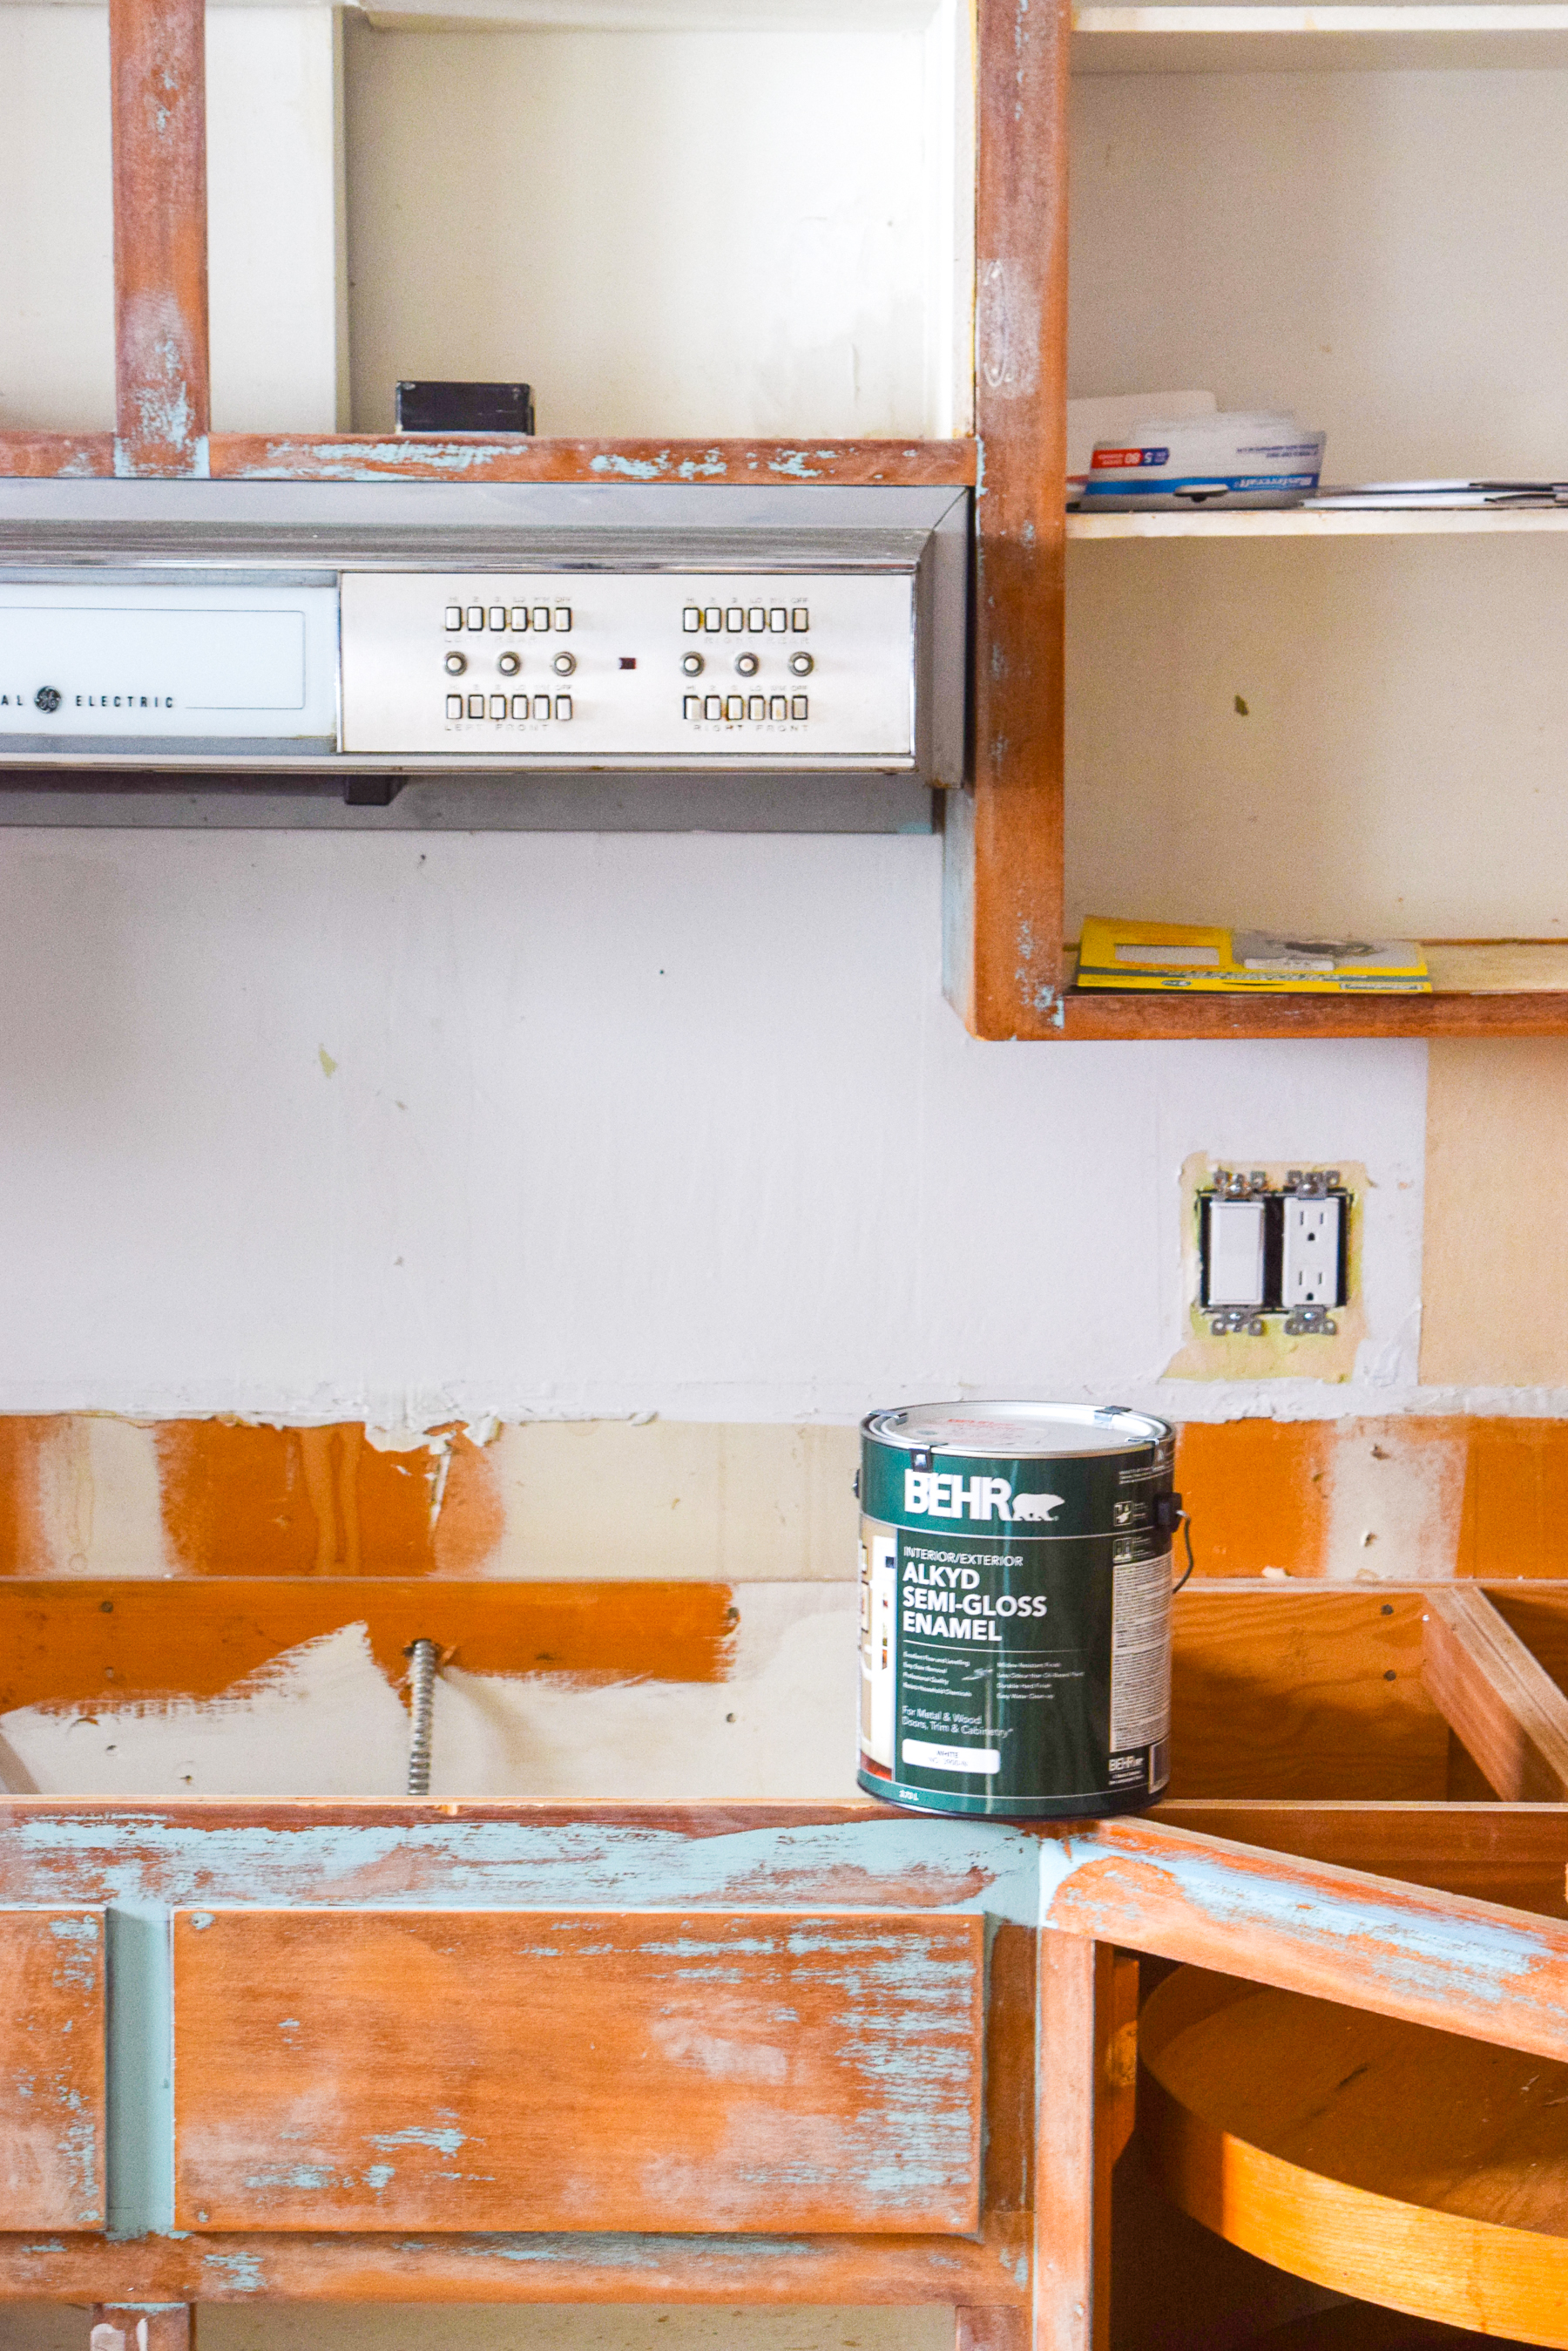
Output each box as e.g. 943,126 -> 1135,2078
1201,1198 -> 1266,1308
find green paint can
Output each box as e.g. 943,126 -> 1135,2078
857,1401 -> 1180,1819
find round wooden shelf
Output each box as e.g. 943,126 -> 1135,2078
1139,1967 -> 1568,2349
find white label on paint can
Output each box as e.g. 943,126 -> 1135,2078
902,1738 -> 1002,1774
1111,1549 -> 1173,1751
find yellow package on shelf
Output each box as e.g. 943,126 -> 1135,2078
1076,917 -> 1431,993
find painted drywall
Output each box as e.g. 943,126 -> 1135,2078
0,828 -> 1428,1423
0,5 -> 340,436
1066,67 -> 1568,939
342,14 -> 968,436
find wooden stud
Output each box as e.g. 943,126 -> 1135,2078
1423,1583 -> 1568,1800
1034,1934 -> 1114,2351
943,0 -> 1071,1038
109,0 -> 209,475
91,2310 -> 195,2351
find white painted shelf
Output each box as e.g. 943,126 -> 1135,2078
1068,505 -> 1568,537
1071,3 -> 1568,68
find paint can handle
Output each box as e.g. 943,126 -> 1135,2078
1157,1492 -> 1196,1593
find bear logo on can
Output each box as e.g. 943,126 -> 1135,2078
1009,1491 -> 1065,1522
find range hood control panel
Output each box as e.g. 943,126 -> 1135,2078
340,571 -> 914,764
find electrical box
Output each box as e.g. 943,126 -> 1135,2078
1199,1169 -> 1350,1336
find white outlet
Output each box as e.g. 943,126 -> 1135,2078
1283,1197 -> 1343,1307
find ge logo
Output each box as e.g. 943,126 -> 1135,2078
34,687 -> 61,714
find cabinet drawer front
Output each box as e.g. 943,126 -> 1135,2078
0,1907 -> 105,2229
172,1907 -> 983,2233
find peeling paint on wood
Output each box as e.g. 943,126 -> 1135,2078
0,1907 -> 105,2229
0,436 -> 117,480
206,437 -> 978,488
109,0 -> 209,477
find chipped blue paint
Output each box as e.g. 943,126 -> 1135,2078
363,2164 -> 395,2192
242,2165 -> 335,2192
105,1901 -> 173,2237
368,2125 -> 466,2155
199,2247 -> 265,2292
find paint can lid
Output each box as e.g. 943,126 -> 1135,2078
862,1401 -> 1172,1460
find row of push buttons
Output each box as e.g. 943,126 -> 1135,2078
448,693 -> 573,722
446,605 -> 571,633
685,694 -> 808,722
683,606 -> 808,634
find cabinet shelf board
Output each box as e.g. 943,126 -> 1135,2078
1072,4 -> 1568,67
1068,505 -> 1568,538
1055,944 -> 1568,1038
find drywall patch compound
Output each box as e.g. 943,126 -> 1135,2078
858,1402 -> 1178,1819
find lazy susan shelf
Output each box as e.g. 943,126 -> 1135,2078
1140,1964 -> 1568,2349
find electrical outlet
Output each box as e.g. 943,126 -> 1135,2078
1195,1164 -> 1351,1337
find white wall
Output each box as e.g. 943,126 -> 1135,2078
0,828 -> 1428,1425
342,16 -> 966,436
1066,65 -> 1568,939
0,5 -> 341,436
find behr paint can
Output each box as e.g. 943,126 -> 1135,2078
858,1401 -> 1179,1819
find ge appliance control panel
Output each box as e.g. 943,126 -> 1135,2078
0,480 -> 968,791
341,572 -> 914,765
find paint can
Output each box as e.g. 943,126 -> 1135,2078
858,1401 -> 1181,1819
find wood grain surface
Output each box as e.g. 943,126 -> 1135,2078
1153,1799 -> 1568,1918
1142,1964 -> 1568,2344
209,437 -> 977,487
172,1906 -> 983,2234
0,2222 -> 1027,2306
0,1908 -> 105,2229
1035,1934 -> 1114,2351
1423,1586 -> 1568,1799
109,0 -> 208,473
0,435 -> 116,479
1058,980 -> 1568,1040
0,1577 -> 739,1712
943,0 -> 1070,1037
1168,1589 -> 1448,1800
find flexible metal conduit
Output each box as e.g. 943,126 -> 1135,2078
406,1638 -> 438,1796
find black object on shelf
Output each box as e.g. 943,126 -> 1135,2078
395,382 -> 536,436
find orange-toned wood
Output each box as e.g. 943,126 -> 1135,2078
1168,1589 -> 1447,1801
0,2226 -> 1027,2305
956,2308 -> 1029,2351
1456,1426 -> 1568,1579
172,1907 -> 983,2234
0,436 -> 117,480
983,1920 -> 1037,2222
0,1578 -> 738,1713
1105,1950 -> 1139,2165
91,2309 -> 193,2351
1153,1799 -> 1568,1919
943,0 -> 1070,1038
0,1909 -> 105,2229
1423,1586 -> 1568,1801
1172,1423 -> 1337,1580
1141,1964 -> 1568,2347
109,0 -> 208,474
1035,1934 -> 1115,2351
1057,990 -> 1568,1040
210,437 -> 977,487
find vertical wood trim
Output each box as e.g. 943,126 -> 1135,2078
110,0 -> 210,476
944,0 -> 1070,1039
1035,1932 -> 1113,2351
91,2309 -> 196,2351
1423,1584 -> 1568,1801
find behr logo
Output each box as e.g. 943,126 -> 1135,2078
904,1472 -> 1064,1525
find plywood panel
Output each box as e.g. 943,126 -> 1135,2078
1168,1589 -> 1449,1799
0,1907 -> 105,2228
172,1906 -> 983,2234
1423,1040 -> 1568,1387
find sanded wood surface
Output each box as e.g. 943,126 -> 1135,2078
1035,1934 -> 1114,2351
1169,1589 -> 1448,1800
172,1906 -> 983,2233
1142,1964 -> 1568,2346
0,436 -> 116,479
943,0 -> 1070,1037
109,0 -> 208,473
209,437 -> 976,486
0,1908 -> 105,2228
0,2224 -> 1027,2306
0,1578 -> 738,1712
1045,1812 -> 1568,2063
1154,1799 -> 1568,1917
1423,1585 -> 1568,1799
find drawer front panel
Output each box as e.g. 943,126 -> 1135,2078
172,1906 -> 983,2234
0,1907 -> 105,2229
